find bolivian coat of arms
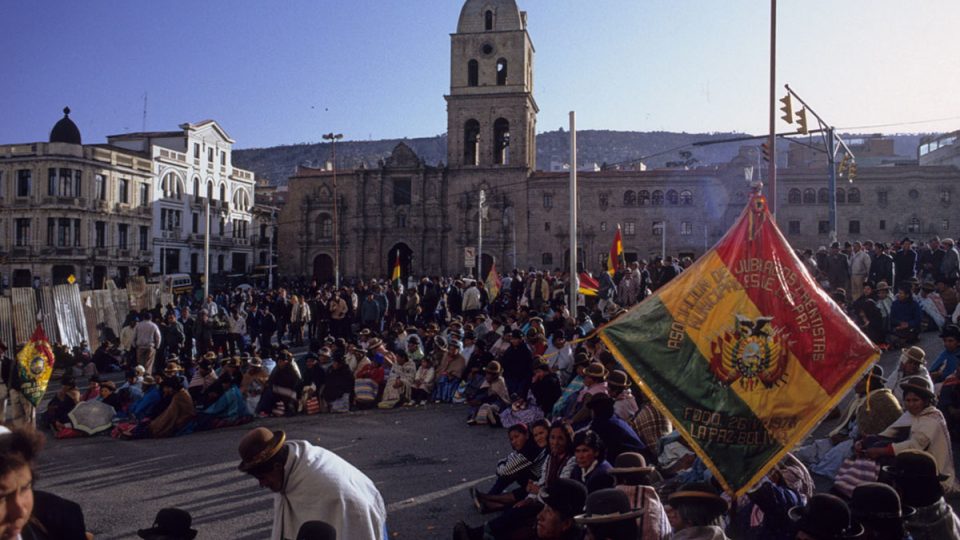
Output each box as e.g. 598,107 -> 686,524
709,315 -> 789,390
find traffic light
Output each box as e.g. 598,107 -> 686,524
761,142 -> 771,162
795,108 -> 809,134
780,94 -> 793,124
848,161 -> 857,181
838,153 -> 849,176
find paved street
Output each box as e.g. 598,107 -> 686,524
32,329 -> 944,539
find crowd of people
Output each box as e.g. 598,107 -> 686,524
2,240 -> 960,538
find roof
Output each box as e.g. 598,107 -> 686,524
49,107 -> 81,145
106,131 -> 183,140
457,0 -> 523,33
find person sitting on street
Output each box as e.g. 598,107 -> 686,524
929,323 -> 960,384
586,393 -> 648,464
129,375 -> 161,420
466,361 -> 511,426
849,483 -> 914,540
609,452 -> 671,539
570,430 -> 613,488
574,488 -> 642,540
884,449 -> 960,540
568,362 -> 609,427
888,284 -> 923,346
258,349 -> 302,417
788,493 -> 863,540
321,354 -> 354,413
240,356 -> 269,414
42,376 -> 81,432
888,345 -> 933,402
476,422 -> 547,500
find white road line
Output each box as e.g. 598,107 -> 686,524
387,474 -> 496,512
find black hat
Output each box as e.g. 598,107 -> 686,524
510,329 -> 524,339
940,324 -> 960,340
538,479 -> 588,519
575,488 -> 644,524
850,482 -> 916,522
831,242 -> 841,249
864,364 -> 886,384
573,352 -> 590,366
788,494 -> 864,539
607,370 -> 630,388
296,521 -> 337,540
882,449 -> 950,482
668,482 -> 729,515
899,376 -> 935,401
137,508 -> 198,539
304,352 -> 319,362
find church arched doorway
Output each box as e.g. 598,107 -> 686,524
387,243 -> 414,284
475,253 -> 495,281
313,254 -> 334,284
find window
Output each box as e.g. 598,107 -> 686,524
818,188 -> 829,204
467,60 -> 479,87
485,9 -> 493,30
652,221 -> 664,236
680,221 -> 693,235
803,189 -> 816,204
624,221 -> 636,236
47,168 -> 56,196
907,217 -> 921,233
117,224 -> 128,249
139,183 -> 149,207
496,58 -> 507,86
192,213 -> 199,234
260,223 -> 267,238
909,189 -> 919,200
599,193 -> 608,210
493,118 -> 510,164
208,147 -> 214,163
392,177 -> 412,205
679,190 -> 693,205
193,177 -> 200,198
318,214 -> 333,238
207,182 -> 214,200
139,226 -> 149,251
464,119 -> 480,166
541,253 -> 553,266
836,188 -> 846,204
57,168 -> 76,197
73,218 -> 81,247
878,191 -> 888,205
396,214 -> 407,228
848,188 -> 860,204
95,221 -> 105,248
118,179 -> 129,204
788,220 -> 801,234
623,190 -> 637,207
95,174 -> 106,200
46,218 -> 54,246
848,220 -> 860,235
15,218 -> 30,246
818,221 -> 830,235
219,218 -> 225,237
651,190 -> 664,206
942,190 -> 951,204
543,193 -> 552,209
600,221 -> 607,232
788,189 -> 802,204
544,222 -> 551,232
194,143 -> 200,157
943,219 -> 951,231
219,183 -> 226,202
879,220 -> 886,231
638,190 -> 650,206
220,151 -> 226,166
666,190 -> 679,205
16,170 -> 31,197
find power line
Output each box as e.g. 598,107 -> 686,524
838,115 -> 960,131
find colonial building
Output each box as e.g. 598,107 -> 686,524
0,108 -> 154,288
106,120 -> 256,276
278,0 -> 960,281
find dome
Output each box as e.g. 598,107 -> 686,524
49,107 -> 82,145
457,0 -> 523,33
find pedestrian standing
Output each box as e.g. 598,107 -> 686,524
134,312 -> 162,375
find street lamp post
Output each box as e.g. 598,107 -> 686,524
323,133 -> 343,288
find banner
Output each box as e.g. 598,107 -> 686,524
485,263 -> 502,300
16,324 -> 56,407
607,225 -> 623,275
578,272 -> 599,296
391,253 -> 401,285
598,193 -> 879,496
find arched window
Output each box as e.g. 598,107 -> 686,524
908,217 -> 921,233
317,214 -> 333,238
464,119 -> 480,166
623,190 -> 636,207
493,118 -> 510,165
485,10 -> 494,31
541,252 -> 553,266
206,181 -> 214,200
848,188 -> 861,204
397,213 -> 407,228
803,188 -> 816,204
818,188 -> 829,204
652,190 -> 664,206
193,177 -> 200,199
638,190 -> 650,206
467,60 -> 479,87
496,58 -> 508,86
788,188 -> 802,204
666,189 -> 679,205
836,188 -> 846,204
679,190 -> 693,205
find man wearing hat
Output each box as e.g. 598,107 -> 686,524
869,241 -> 895,291
238,427 -> 387,540
884,449 -> 960,539
888,346 -> 933,402
138,507 -> 197,540
930,324 -> 960,384
535,479 -> 587,540
569,362 -> 609,425
850,241 -> 872,301
574,488 -> 642,539
888,284 -> 923,346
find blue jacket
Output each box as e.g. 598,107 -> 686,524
890,298 -> 922,330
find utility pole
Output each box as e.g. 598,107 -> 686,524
768,0 -> 778,216
569,111 -> 578,319
203,196 -> 210,299
323,133 -> 343,288
478,189 -> 485,281
268,208 -> 276,290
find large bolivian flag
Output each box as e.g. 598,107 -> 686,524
16,324 -> 56,407
599,193 -> 879,496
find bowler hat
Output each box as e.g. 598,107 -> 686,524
484,361 -> 503,375
606,370 -> 630,388
237,427 -> 287,472
296,521 -> 337,540
510,329 -> 524,339
538,479 -> 587,519
137,508 -> 197,539
788,493 -> 864,539
584,362 -> 608,380
668,482 -> 729,515
366,338 -> 384,350
142,375 -> 157,386
864,364 -> 886,384
358,328 -> 371,336
850,482 -> 916,522
900,346 -> 926,365
433,336 -> 448,351
875,281 -> 891,291
248,357 -> 263,368
882,449 -> 950,481
574,488 -> 644,524
900,376 -> 936,400
448,339 -> 463,350
940,324 -> 960,340
609,452 -> 655,476
573,352 -> 590,367
164,362 -> 184,374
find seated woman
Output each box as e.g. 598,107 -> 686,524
466,362 -> 511,426
411,356 -> 436,406
81,374 -> 101,402
863,376 -> 958,493
116,377 -> 196,439
257,350 -> 302,417
499,392 -> 545,429
475,422 -> 548,498
97,381 -> 122,410
195,373 -> 252,431
379,350 -> 416,409
321,355 -> 354,413
240,357 -> 269,414
355,342 -> 388,409
888,285 -> 923,346
433,339 -> 466,403
570,430 -> 614,488
41,376 -> 80,431
129,375 -> 162,420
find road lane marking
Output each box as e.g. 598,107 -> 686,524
387,474 -> 496,512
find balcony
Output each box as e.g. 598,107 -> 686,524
11,247 -> 32,258
93,247 -> 110,258
117,249 -> 132,258
55,247 -> 85,257
94,199 -> 109,210
161,230 -> 181,241
234,237 -> 249,246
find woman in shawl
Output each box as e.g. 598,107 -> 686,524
195,372 -> 252,430
478,423 -> 548,497
379,351 -> 417,408
410,356 -> 436,405
117,377 -> 196,439
729,453 -> 812,540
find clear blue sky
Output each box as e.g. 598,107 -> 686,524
3,1 -> 958,149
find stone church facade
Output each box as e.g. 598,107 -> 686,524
278,0 -> 960,282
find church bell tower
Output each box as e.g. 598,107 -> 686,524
446,0 -> 538,170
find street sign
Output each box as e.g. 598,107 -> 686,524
464,247 -> 476,268
67,274 -> 76,285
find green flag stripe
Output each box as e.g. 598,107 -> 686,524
602,296 -> 783,488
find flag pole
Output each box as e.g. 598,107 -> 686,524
569,111 -> 578,320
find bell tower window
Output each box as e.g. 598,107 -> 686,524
468,59 -> 479,87
464,120 -> 481,166
496,58 -> 508,86
494,118 -> 510,165
485,10 -> 494,31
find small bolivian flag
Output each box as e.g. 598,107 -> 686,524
391,253 -> 401,285
599,193 -> 879,496
16,324 -> 56,407
485,263 -> 501,300
607,225 -> 623,276
578,272 -> 599,296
